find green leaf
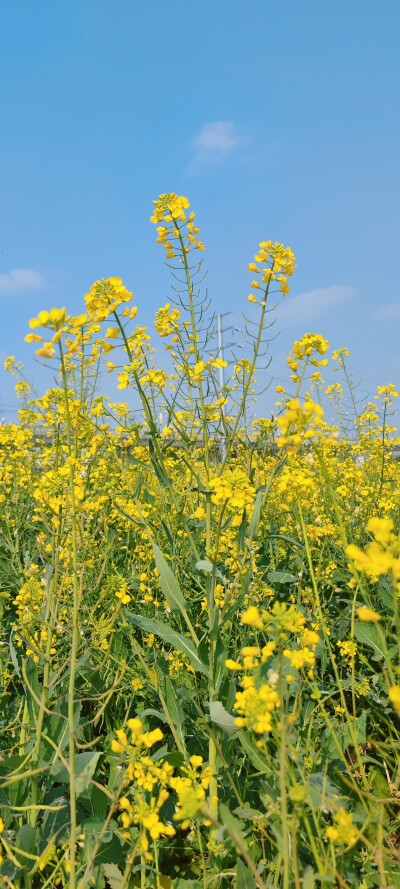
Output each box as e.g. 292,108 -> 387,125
164,677 -> 187,753
9,631 -> 21,677
52,752 -> 101,797
219,803 -> 248,852
302,866 -> 315,889
214,637 -> 228,695
173,882 -> 202,889
267,569 -> 296,584
126,613 -> 209,676
152,542 -> 188,613
196,560 -> 214,573
15,823 -> 36,856
235,807 -> 264,821
353,621 -> 388,662
236,858 -> 257,889
210,701 -> 238,733
308,772 -> 343,813
238,731 -> 270,773
103,863 -> 124,889
248,491 -> 262,541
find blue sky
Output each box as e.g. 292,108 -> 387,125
1,0 -> 399,421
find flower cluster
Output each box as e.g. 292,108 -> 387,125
326,808 -> 358,847
234,681 -> 280,733
26,308 -> 67,359
248,240 -> 295,303
169,756 -> 212,829
276,396 -> 325,452
84,277 -> 133,322
151,193 -> 204,256
346,517 -> 400,582
209,467 -> 256,524
155,303 -> 181,337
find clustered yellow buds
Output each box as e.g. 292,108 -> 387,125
155,303 -> 181,337
84,277 -> 133,322
287,333 -> 329,383
247,240 -> 295,305
151,193 -> 204,257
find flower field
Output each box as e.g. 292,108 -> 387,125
1,194 -> 400,888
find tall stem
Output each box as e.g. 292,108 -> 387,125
59,343 -> 81,889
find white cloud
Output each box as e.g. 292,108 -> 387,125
187,121 -> 240,173
374,303 -> 400,321
279,285 -> 355,323
192,121 -> 239,152
0,268 -> 44,295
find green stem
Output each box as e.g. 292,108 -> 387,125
59,342 -> 81,889
278,646 -> 290,889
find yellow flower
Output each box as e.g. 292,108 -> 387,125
367,516 -> 394,544
357,606 -> 382,622
225,659 -> 242,670
35,344 -> 56,359
248,294 -> 258,303
241,606 -> 264,629
25,333 -> 43,343
326,808 -> 358,847
388,686 -> 400,712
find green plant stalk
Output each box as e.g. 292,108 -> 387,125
112,310 -> 201,561
377,399 -> 387,501
204,812 -> 268,889
278,645 -> 290,889
59,341 -> 81,889
197,823 -> 208,889
130,636 -> 186,756
29,539 -> 60,829
297,500 -> 369,789
222,273 -> 274,469
76,779 -> 127,889
174,226 -> 221,816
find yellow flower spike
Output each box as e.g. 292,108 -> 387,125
357,606 -> 382,623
